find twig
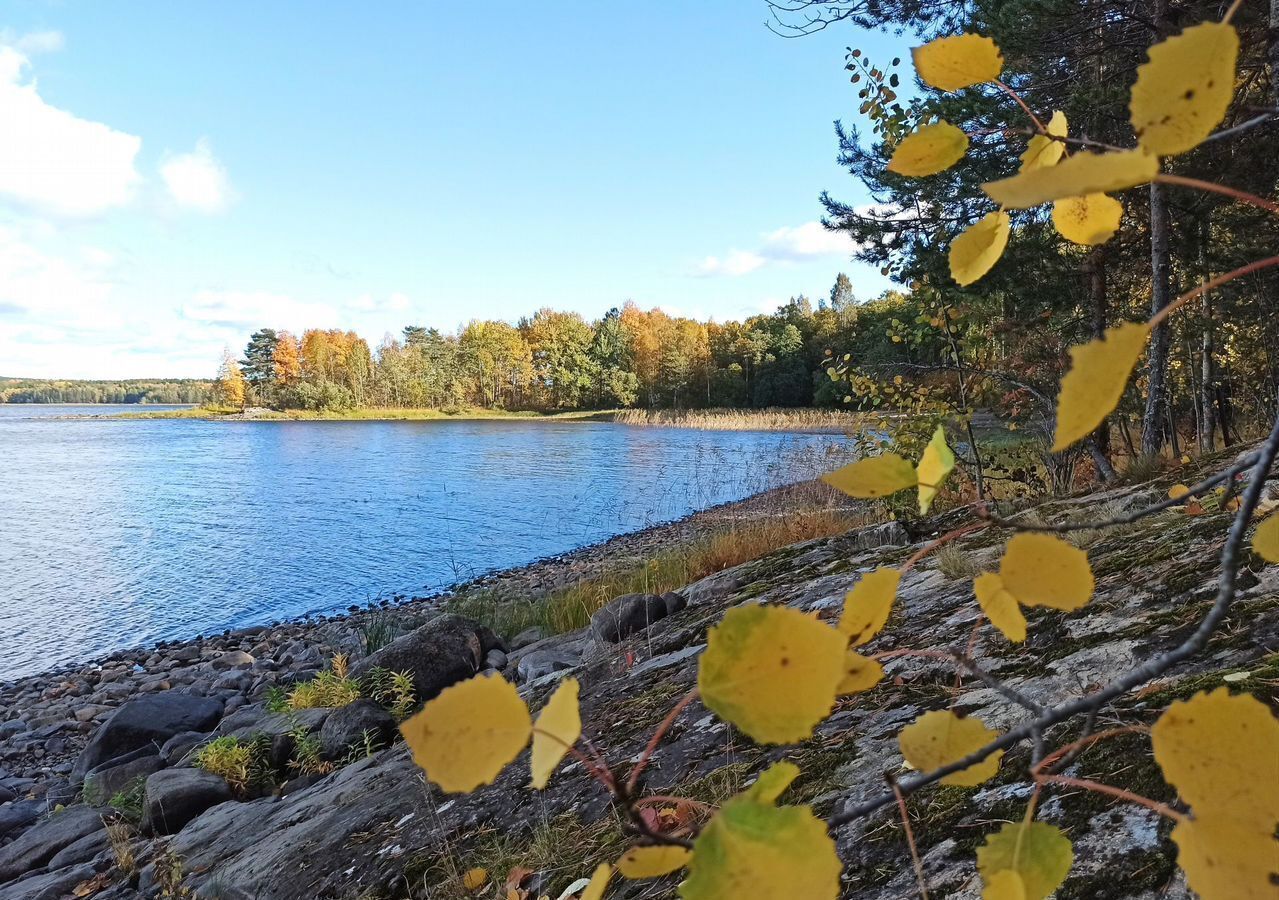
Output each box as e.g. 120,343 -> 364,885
1035,774 -> 1187,822
627,688 -> 700,793
994,80 -> 1045,132
889,774 -> 931,900
1032,724 -> 1149,777
1155,174 -> 1279,218
1149,254 -> 1279,329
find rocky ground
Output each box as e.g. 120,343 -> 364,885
1,455 -> 1276,900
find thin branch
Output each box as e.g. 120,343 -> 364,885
994,80 -> 1046,132
1149,254 -> 1279,329
1201,111 -> 1276,143
1155,174 -> 1279,218
1031,724 -> 1149,777
1036,774 -> 1187,822
890,774 -> 932,900
627,688 -> 700,793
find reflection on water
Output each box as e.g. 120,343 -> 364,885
0,406 -> 856,678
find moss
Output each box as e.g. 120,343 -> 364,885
1056,845 -> 1177,899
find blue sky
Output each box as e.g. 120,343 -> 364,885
0,2 -> 907,378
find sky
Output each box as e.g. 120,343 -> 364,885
0,2 -> 908,379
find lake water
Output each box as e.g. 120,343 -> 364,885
0,406 -> 855,679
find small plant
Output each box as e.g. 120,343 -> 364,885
192,737 -> 255,795
288,728 -> 335,777
263,685 -> 289,713
1121,453 -> 1163,485
154,846 -> 189,899
287,654 -> 363,710
107,777 -> 147,823
935,543 -> 980,580
358,611 -> 401,655
105,818 -> 137,874
342,728 -> 386,764
365,667 -> 416,720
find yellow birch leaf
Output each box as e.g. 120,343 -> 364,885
974,572 -> 1027,643
888,122 -> 969,177
984,869 -> 1028,900
1051,321 -> 1151,451
917,424 -> 957,512
580,864 -> 612,900
1018,110 -> 1067,172
898,709 -> 1003,786
950,211 -> 1011,286
839,567 -> 901,645
911,34 -> 1003,92
616,846 -> 692,879
821,453 -> 918,499
698,605 -> 847,744
744,761 -> 800,804
1130,22 -> 1240,156
1052,193 -> 1123,245
462,868 -> 489,891
838,651 -> 884,694
400,673 -> 531,793
1171,816 -> 1279,900
1151,688 -> 1279,830
1252,511 -> 1279,562
1168,484 -> 1191,500
976,822 -> 1073,900
530,677 -> 581,789
999,533 -> 1094,611
983,149 -> 1158,209
679,771 -> 841,900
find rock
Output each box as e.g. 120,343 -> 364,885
661,590 -> 688,616
212,651 -> 255,671
0,800 -> 42,841
513,638 -> 588,682
82,753 -> 166,805
212,671 -> 250,692
46,827 -> 111,869
319,700 -> 397,761
589,593 -> 668,643
0,787 -> 13,804
0,863 -> 96,900
71,692 -> 224,781
73,706 -> 109,724
484,649 -> 508,670
0,805 -> 105,883
349,616 -> 500,702
141,769 -> 234,836
0,722 -> 27,740
509,627 -> 545,650
160,731 -> 209,765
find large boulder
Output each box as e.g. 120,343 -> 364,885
82,753 -> 166,806
141,769 -> 234,836
0,805 -> 105,884
72,692 -> 224,782
349,616 -> 501,703
590,592 -> 683,643
0,801 -> 42,842
319,700 -> 396,761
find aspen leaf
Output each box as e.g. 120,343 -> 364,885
462,868 -> 489,891
821,453 -> 918,499
401,673 -> 531,793
898,709 -> 1003,786
976,822 -> 1073,900
1252,511 -> 1279,562
950,211 -> 1011,286
744,761 -> 800,804
917,425 -> 956,513
1052,193 -> 1122,245
839,567 -> 901,645
999,533 -> 1094,611
887,122 -> 969,177
838,651 -> 884,694
580,864 -> 612,900
1151,688 -> 1279,830
911,34 -> 1003,92
1168,484 -> 1191,500
1051,321 -> 1150,451
974,572 -> 1027,643
679,771 -> 841,900
983,870 -> 1027,900
616,846 -> 691,879
983,149 -> 1158,209
698,605 -> 846,744
1018,110 -> 1067,172
1130,22 -> 1239,156
1171,816 -> 1279,900
530,677 -> 581,789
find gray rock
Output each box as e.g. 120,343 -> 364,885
141,769 -> 234,836
509,627 -> 545,650
0,800 -> 42,841
83,753 -> 166,805
349,616 -> 500,703
589,593 -> 668,643
484,649 -> 508,670
71,692 -> 224,781
212,650 -> 255,670
160,731 -> 209,765
318,700 -> 396,760
46,827 -> 111,869
0,805 -> 105,883
0,863 -> 96,900
0,721 -> 28,740
515,645 -> 584,682
661,590 -> 688,616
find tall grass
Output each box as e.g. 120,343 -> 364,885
607,407 -> 867,432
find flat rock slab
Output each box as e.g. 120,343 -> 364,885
0,805 -> 105,884
142,768 -> 234,836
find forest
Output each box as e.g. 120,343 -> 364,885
0,377 -> 213,405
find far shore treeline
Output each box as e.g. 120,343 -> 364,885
0,377 -> 212,405
210,277 -> 906,413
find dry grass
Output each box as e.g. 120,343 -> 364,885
105,819 -> 136,874
935,544 -> 981,580
608,407 -> 865,432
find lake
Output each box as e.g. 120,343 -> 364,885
0,406 -> 856,679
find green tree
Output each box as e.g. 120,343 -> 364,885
240,329 -> 279,402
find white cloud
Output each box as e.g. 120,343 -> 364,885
693,221 -> 856,277
182,289 -> 340,332
0,29 -> 65,55
0,226 -> 118,327
693,250 -> 766,277
0,46 -> 142,218
161,138 -> 234,213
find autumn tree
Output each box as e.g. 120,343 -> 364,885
212,348 -> 246,410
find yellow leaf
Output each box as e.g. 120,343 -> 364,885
698,605 -> 847,744
1130,22 -> 1240,156
616,846 -> 692,879
462,868 -> 489,892
917,425 -> 956,513
887,121 -> 969,177
999,533 -> 1094,611
976,822 -> 1073,900
898,709 -> 1003,786
530,677 -> 581,789
400,673 -> 531,793
1052,193 -> 1123,245
911,34 -> 1003,92
1018,110 -> 1067,172
983,869 -> 1027,900
1252,511 -> 1279,562
679,771 -> 841,900
974,572 -> 1027,643
1151,688 -> 1279,830
1171,816 -> 1279,900
1168,484 -> 1191,500
838,651 -> 884,694
580,864 -> 612,900
839,568 -> 901,645
821,453 -> 918,499
949,211 -> 1011,286
983,149 -> 1158,210
1051,321 -> 1151,451
744,761 -> 800,804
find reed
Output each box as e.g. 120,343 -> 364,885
605,407 -> 867,432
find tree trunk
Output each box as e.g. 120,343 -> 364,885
1142,179 -> 1173,455
1200,295 -> 1217,451
1086,246 -> 1113,463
